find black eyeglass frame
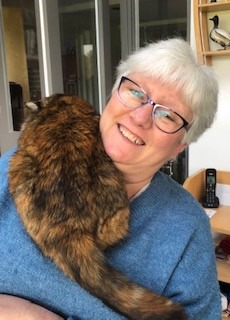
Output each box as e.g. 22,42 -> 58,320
117,76 -> 189,134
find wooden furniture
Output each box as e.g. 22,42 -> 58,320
183,169 -> 230,284
194,0 -> 230,65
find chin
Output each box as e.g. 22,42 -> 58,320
104,144 -> 127,164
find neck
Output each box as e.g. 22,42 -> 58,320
122,169 -> 155,199
113,162 -> 159,199
126,180 -> 151,199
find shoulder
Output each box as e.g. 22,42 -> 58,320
0,147 -> 17,170
130,171 -> 213,255
152,170 -> 199,203
132,171 -> 207,224
0,148 -> 17,191
0,147 -> 18,216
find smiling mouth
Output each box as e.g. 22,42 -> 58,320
118,124 -> 145,146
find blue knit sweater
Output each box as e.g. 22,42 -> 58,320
0,149 -> 221,320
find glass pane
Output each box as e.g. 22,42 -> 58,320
2,0 -> 41,131
139,0 -> 187,46
58,0 -> 98,109
138,0 -> 188,184
109,0 -> 121,85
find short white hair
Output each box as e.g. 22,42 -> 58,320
112,38 -> 219,144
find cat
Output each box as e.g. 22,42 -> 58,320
8,94 -> 186,320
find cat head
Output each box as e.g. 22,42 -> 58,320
25,94 -> 65,111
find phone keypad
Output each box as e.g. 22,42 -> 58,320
206,191 -> 215,203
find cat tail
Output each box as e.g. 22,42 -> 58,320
53,235 -> 187,320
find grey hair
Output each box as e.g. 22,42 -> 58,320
112,38 -> 219,144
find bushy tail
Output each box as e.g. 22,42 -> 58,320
50,235 -> 187,320
87,261 -> 186,320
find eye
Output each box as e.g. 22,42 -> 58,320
130,89 -> 144,99
155,109 -> 176,122
129,89 -> 147,106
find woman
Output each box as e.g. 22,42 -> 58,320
0,38 -> 221,319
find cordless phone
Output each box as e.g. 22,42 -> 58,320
202,169 -> 219,208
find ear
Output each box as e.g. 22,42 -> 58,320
170,143 -> 187,160
25,101 -> 39,111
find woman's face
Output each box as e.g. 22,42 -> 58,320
100,74 -> 192,181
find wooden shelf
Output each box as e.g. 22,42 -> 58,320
194,0 -> 230,65
211,205 -> 230,235
202,49 -> 230,56
198,1 -> 230,12
183,169 -> 230,285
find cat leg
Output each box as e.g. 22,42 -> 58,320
96,208 -> 130,250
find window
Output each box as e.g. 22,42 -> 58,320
2,0 -> 41,131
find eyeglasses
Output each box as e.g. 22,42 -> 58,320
117,76 -> 189,134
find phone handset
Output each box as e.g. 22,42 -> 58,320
202,168 -> 219,208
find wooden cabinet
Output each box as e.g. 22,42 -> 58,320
194,0 -> 230,65
183,170 -> 230,318
183,169 -> 230,283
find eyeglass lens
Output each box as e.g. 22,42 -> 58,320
118,77 -> 187,134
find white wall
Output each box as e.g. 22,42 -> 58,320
189,1 -> 230,175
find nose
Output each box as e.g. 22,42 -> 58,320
129,104 -> 153,129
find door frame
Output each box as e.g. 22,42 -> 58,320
0,0 -> 138,155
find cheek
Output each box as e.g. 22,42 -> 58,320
99,102 -> 117,151
100,95 -> 120,136
99,107 -> 112,139
149,131 -> 184,157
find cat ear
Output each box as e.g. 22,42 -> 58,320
25,98 -> 45,111
25,101 -> 40,111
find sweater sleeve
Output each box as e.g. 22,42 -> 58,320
162,207 -> 221,320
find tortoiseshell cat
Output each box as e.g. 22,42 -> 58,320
8,94 -> 186,320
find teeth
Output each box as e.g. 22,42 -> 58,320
119,125 -> 144,145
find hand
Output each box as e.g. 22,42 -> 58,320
0,294 -> 64,320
